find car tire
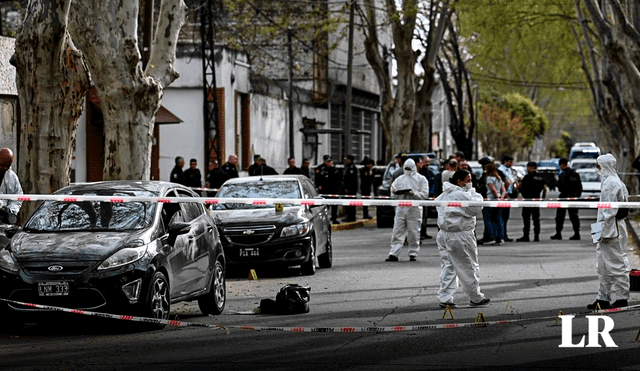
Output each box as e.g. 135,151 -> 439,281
318,229 -> 333,268
198,259 -> 226,315
300,234 -> 317,276
142,271 -> 170,329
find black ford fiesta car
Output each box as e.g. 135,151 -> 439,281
0,181 -> 226,330
211,175 -> 332,275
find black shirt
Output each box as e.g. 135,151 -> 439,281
183,168 -> 202,188
170,166 -> 185,185
520,171 -> 546,199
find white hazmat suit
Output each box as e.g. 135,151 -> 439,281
594,153 -> 629,303
387,159 -> 430,259
435,180 -> 485,304
0,167 -> 23,216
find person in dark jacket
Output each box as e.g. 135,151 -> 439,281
316,155 -> 341,223
183,158 -> 202,189
221,154 -> 239,180
248,154 -> 261,176
170,156 -> 185,185
515,162 -> 548,242
418,156 -> 436,239
360,159 -> 375,219
300,158 -> 312,179
342,154 -> 359,222
551,158 -> 583,240
252,158 -> 278,176
206,160 -> 226,196
283,157 -> 304,175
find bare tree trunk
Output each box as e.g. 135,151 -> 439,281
13,0 -> 91,218
362,0 -> 419,159
576,0 -> 640,189
68,0 -> 186,180
413,0 -> 450,152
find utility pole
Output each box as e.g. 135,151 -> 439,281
288,28 -> 295,160
344,0 -> 355,157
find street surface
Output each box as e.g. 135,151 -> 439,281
2,200 -> 640,370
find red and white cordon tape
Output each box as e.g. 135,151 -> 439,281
1,297 -> 638,333
0,193 -> 636,209
0,297 -> 229,333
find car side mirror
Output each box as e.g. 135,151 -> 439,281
4,226 -> 18,239
168,222 -> 190,235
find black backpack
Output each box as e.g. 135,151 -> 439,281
260,284 -> 311,314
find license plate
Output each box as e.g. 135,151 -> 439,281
38,281 -> 70,297
240,248 -> 259,257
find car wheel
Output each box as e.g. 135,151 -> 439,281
198,259 -> 226,315
318,229 -> 333,268
142,271 -> 170,329
300,234 -> 317,276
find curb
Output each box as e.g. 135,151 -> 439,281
331,217 -> 377,232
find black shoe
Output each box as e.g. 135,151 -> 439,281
385,255 -> 399,262
409,256 -> 417,262
342,218 -> 356,223
612,299 -> 628,308
516,236 -> 529,242
332,220 -> 340,224
470,298 -> 491,306
439,302 -> 457,308
534,235 -> 539,242
363,215 -> 373,219
504,237 -> 513,242
550,234 -> 562,240
587,300 -> 611,310
569,234 -> 581,241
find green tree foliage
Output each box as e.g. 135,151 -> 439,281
479,93 -> 549,159
454,0 -> 598,157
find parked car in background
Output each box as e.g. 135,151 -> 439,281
538,160 -> 561,191
211,175 -> 332,275
0,181 -> 226,331
576,169 -> 602,197
569,158 -> 597,171
569,145 -> 601,160
466,160 -> 483,180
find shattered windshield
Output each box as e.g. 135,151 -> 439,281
24,191 -> 157,232
215,181 -> 301,209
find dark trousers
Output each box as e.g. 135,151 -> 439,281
555,208 -> 580,234
521,208 -> 541,236
502,208 -> 511,237
344,191 -> 357,220
331,205 -> 338,222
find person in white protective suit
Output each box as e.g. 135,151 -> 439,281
385,159 -> 430,262
587,153 -> 630,310
435,170 -> 490,308
0,148 -> 23,222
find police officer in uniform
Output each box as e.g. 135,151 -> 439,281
516,161 -> 548,242
342,154 -> 358,222
360,159 -> 375,219
221,154 -> 239,181
316,155 -> 341,224
551,158 -> 583,240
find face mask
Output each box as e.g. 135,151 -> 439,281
464,183 -> 472,191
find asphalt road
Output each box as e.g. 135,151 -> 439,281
2,203 -> 640,370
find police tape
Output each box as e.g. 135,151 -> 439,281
0,297 -> 229,333
0,193 -> 637,209
1,297 -> 638,333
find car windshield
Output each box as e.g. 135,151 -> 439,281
215,181 -> 301,209
572,162 -> 596,170
24,190 -> 157,232
579,172 -> 601,182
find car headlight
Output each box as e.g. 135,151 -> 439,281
280,222 -> 310,237
98,242 -> 148,270
0,249 -> 18,273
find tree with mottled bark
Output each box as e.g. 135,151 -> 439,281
13,0 -> 186,217
574,0 -> 640,190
